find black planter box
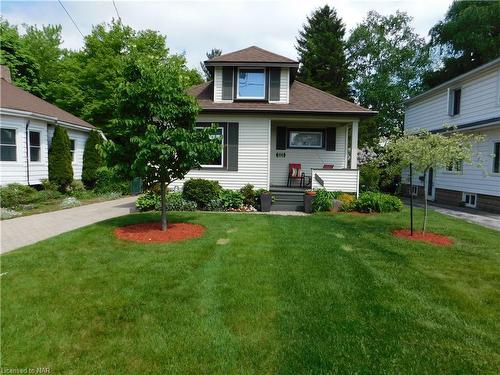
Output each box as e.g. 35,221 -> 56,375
304,194 -> 315,213
260,193 -> 272,212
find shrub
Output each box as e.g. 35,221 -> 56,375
164,192 -> 197,211
40,179 -> 59,192
94,167 -> 130,195
218,189 -> 244,210
338,193 -> 356,211
82,130 -> 102,189
182,179 -> 221,210
48,126 -> 73,191
36,189 -> 63,201
360,162 -> 381,192
207,198 -> 225,211
312,188 -> 335,212
0,183 -> 38,208
136,192 -> 160,211
354,192 -> 403,213
240,184 -> 255,206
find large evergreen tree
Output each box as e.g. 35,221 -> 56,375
48,126 -> 73,191
347,11 -> 430,142
82,130 -> 103,188
200,48 -> 222,81
296,5 -> 351,99
424,1 -> 500,88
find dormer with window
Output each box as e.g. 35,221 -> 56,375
204,46 -> 299,104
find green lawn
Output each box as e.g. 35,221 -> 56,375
1,209 -> 499,374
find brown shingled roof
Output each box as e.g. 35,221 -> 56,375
0,78 -> 94,129
188,80 -> 376,116
205,46 -> 298,65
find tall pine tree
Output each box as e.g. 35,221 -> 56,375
296,5 -> 351,99
200,48 -> 222,81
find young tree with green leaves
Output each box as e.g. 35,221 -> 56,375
384,129 -> 483,233
104,57 -> 221,230
424,1 -> 500,88
82,130 -> 103,189
200,48 -> 222,81
347,11 -> 431,142
49,126 -> 73,191
296,5 -> 351,99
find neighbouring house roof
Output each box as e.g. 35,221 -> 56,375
406,57 -> 500,106
432,116 -> 500,133
0,77 -> 94,130
204,46 -> 299,67
188,80 -> 376,117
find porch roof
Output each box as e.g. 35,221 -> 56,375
188,81 -> 377,117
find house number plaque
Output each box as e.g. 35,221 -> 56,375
276,152 -> 286,158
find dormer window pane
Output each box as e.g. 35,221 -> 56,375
238,68 -> 265,99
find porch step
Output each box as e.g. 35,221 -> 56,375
271,203 -> 304,212
270,188 -> 305,212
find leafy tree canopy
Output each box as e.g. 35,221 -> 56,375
347,11 -> 431,142
296,5 -> 351,99
424,1 -> 500,88
103,56 -> 220,230
201,48 -> 222,81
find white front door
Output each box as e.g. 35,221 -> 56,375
426,167 -> 435,201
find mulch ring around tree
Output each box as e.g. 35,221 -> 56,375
115,222 -> 205,243
392,229 -> 454,247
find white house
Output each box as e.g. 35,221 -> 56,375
0,66 -> 95,186
404,57 -> 500,213
175,46 -> 376,210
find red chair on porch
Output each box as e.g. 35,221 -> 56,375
287,163 -> 305,187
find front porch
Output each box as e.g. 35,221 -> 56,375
269,119 -> 360,196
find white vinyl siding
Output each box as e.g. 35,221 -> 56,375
270,123 -> 347,187
170,116 -> 270,190
402,126 -> 500,197
405,68 -> 500,132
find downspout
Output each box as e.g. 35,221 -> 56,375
25,120 -> 31,185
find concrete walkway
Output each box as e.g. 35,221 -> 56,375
405,199 -> 500,231
1,196 -> 137,254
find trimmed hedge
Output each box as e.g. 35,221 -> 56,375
354,192 -> 403,213
82,130 -> 102,189
136,192 -> 196,212
182,179 -> 221,210
0,184 -> 39,208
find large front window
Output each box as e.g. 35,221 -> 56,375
29,131 -> 41,162
288,130 -> 324,149
200,127 -> 224,168
237,68 -> 265,99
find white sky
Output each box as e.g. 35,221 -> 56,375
1,0 -> 452,69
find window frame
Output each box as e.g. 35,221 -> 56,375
236,67 -> 266,100
29,130 -> 41,163
462,192 -> 477,208
444,159 -> 463,174
197,126 -> 225,168
287,129 -> 325,149
492,140 -> 500,175
0,127 -> 17,162
448,87 -> 461,117
70,139 -> 76,162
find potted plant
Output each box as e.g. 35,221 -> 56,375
304,189 -> 316,213
259,190 -> 273,212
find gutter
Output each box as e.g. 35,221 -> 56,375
25,120 -> 30,185
0,108 -> 95,132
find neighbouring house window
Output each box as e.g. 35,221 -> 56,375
449,88 -> 461,116
0,128 -> 17,161
29,131 -> 41,162
198,127 -> 224,168
412,185 -> 418,196
288,130 -> 324,149
463,192 -> 477,208
493,142 -> 500,174
237,68 -> 265,99
446,159 -> 463,172
70,139 -> 75,162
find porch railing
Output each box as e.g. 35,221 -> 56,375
311,169 -> 360,197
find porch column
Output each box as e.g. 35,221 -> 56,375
350,120 -> 359,169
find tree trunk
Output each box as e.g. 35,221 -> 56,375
160,179 -> 167,231
422,169 -> 428,234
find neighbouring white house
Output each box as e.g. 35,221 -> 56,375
0,65 -> 96,186
175,46 -> 376,210
403,57 -> 500,213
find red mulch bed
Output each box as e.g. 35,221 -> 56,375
115,222 -> 205,243
392,229 -> 454,247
